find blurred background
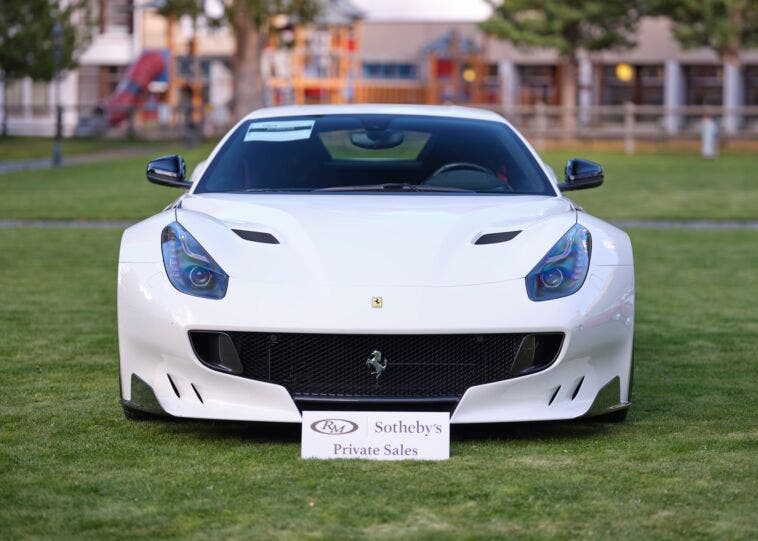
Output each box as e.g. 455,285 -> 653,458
1,0 -> 757,151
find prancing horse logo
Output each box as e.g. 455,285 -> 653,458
366,350 -> 387,380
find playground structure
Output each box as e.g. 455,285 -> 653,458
262,16 -> 499,107
77,14 -> 204,136
100,50 -> 168,126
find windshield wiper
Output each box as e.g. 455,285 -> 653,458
313,182 -> 474,193
236,187 -> 313,193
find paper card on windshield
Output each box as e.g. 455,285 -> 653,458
244,120 -> 315,142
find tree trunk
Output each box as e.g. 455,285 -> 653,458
559,54 -> 577,138
721,5 -> 743,135
1,73 -> 7,136
231,0 -> 266,119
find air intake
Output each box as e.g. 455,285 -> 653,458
189,331 -> 244,375
474,231 -> 521,245
233,229 -> 279,244
508,333 -> 564,377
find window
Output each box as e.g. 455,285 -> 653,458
99,66 -> 126,99
31,82 -> 49,114
684,65 -> 722,106
196,114 -> 554,196
4,80 -> 23,108
599,64 -> 663,105
92,0 -> 133,34
518,66 -> 558,105
362,63 -> 417,80
744,65 -> 758,106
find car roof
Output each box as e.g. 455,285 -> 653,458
243,104 -> 506,123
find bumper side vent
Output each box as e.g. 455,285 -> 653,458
166,374 -> 181,398
508,333 -> 564,377
571,376 -> 585,400
189,331 -> 244,375
548,385 -> 561,406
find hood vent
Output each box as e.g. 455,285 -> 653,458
474,231 -> 521,245
233,229 -> 279,244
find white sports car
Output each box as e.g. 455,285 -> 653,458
118,104 -> 634,424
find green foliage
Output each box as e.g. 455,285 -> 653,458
0,0 -> 91,81
158,0 -> 319,30
159,0 -> 207,20
481,0 -> 643,55
648,0 -> 758,57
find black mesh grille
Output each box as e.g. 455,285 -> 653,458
224,332 -> 530,400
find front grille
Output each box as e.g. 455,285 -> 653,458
224,332 -> 530,400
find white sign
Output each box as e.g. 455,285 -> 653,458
243,120 -> 315,142
301,411 -> 450,461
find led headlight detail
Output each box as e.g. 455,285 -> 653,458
526,224 -> 591,301
161,222 -> 229,299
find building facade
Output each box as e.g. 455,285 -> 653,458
2,3 -> 757,137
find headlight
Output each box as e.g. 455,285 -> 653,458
526,224 -> 591,301
161,221 -> 229,299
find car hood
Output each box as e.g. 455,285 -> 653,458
177,194 -> 576,287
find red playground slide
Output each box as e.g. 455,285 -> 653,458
102,50 -> 167,125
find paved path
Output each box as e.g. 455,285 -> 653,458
613,219 -> 758,230
1,219 -> 757,230
0,146 -> 160,175
0,219 -> 136,228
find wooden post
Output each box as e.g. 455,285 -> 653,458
624,101 -> 636,155
293,26 -> 305,105
167,17 -> 177,128
535,101 -> 547,151
427,53 -> 437,104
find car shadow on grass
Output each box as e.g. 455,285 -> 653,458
451,419 -> 618,441
135,415 -> 620,444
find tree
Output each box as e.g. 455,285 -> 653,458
0,0 -> 90,135
481,1 -> 643,134
648,0 -> 758,131
651,0 -> 757,60
160,0 -> 319,118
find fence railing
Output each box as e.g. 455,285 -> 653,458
3,102 -> 758,151
485,103 -> 758,151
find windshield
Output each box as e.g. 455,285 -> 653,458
195,114 -> 555,196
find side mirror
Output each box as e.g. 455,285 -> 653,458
558,158 -> 604,191
146,154 -> 191,188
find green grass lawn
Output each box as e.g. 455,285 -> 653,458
0,135 -> 162,162
0,147 -> 756,222
0,227 -> 755,539
541,150 -> 758,221
0,145 -> 212,221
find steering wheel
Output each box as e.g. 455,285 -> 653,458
429,162 -> 495,178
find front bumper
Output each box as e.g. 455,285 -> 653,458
118,262 -> 634,424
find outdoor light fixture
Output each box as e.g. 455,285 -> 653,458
615,63 -> 634,82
